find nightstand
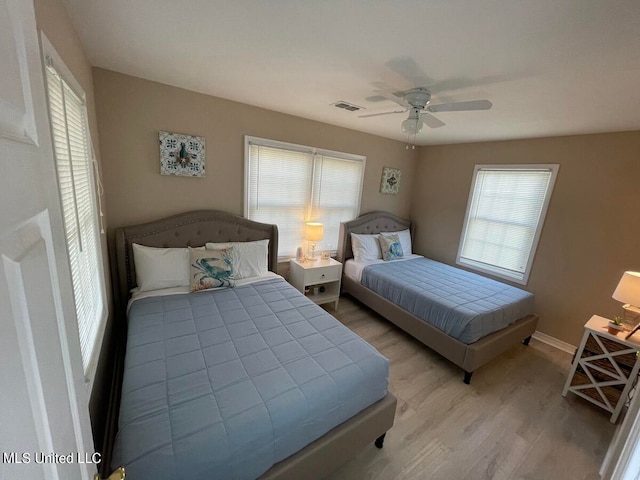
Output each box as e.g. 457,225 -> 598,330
562,315 -> 640,423
289,258 -> 342,309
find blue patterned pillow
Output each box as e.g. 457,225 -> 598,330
378,234 -> 404,261
190,247 -> 235,292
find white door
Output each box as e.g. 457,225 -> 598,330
0,0 -> 96,479
601,389 -> 640,479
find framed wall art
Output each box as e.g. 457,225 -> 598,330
380,167 -> 401,194
159,131 -> 206,177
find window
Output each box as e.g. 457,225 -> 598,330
457,164 -> 559,284
245,136 -> 365,258
44,40 -> 107,381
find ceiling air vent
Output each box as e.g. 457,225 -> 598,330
332,101 -> 364,112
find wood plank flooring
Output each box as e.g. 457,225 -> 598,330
324,295 -> 617,480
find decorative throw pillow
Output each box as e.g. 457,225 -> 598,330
380,229 -> 412,255
190,247 -> 235,292
378,234 -> 404,261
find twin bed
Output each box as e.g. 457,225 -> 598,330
337,211 -> 538,384
106,209 -> 537,479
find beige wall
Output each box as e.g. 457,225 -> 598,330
34,0 -> 112,449
413,131 -> 640,345
93,68 -> 417,230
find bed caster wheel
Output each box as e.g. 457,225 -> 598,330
463,371 -> 473,384
522,335 -> 532,346
375,433 -> 386,449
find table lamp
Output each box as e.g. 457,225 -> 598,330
305,222 -> 323,260
612,271 -> 640,330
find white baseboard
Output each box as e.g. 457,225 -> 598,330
531,331 -> 576,355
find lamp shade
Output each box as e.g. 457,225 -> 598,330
305,222 -> 323,242
612,271 -> 640,307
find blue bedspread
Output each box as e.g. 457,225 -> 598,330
112,278 -> 389,480
361,258 -> 535,344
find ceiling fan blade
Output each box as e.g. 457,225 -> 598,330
364,94 -> 389,103
385,57 -> 434,89
427,100 -> 492,113
359,109 -> 407,118
372,81 -> 396,92
372,89 -> 410,109
420,113 -> 445,128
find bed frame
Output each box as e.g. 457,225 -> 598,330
104,210 -> 396,479
337,211 -> 538,384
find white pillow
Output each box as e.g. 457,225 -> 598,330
205,239 -> 269,279
132,243 -> 190,292
381,229 -> 412,255
351,233 -> 382,262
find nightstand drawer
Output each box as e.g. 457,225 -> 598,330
289,258 -> 342,309
306,265 -> 341,284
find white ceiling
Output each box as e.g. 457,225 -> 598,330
61,0 -> 640,146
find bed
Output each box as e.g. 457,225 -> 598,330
105,210 -> 396,480
337,211 -> 539,384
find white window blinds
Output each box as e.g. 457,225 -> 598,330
457,165 -> 558,284
45,59 -> 106,376
245,137 -> 365,258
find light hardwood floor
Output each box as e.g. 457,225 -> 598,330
325,295 -> 617,480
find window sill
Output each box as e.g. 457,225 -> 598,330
456,258 -> 528,286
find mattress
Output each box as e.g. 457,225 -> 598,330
360,257 -> 535,344
111,277 -> 389,480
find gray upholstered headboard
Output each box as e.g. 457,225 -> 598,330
111,210 -> 278,319
337,211 -> 413,264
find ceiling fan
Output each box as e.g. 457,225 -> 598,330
360,83 -> 492,134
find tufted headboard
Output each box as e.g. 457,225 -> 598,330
337,211 -> 413,264
111,210 -> 278,319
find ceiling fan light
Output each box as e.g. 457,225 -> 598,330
401,116 -> 423,134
